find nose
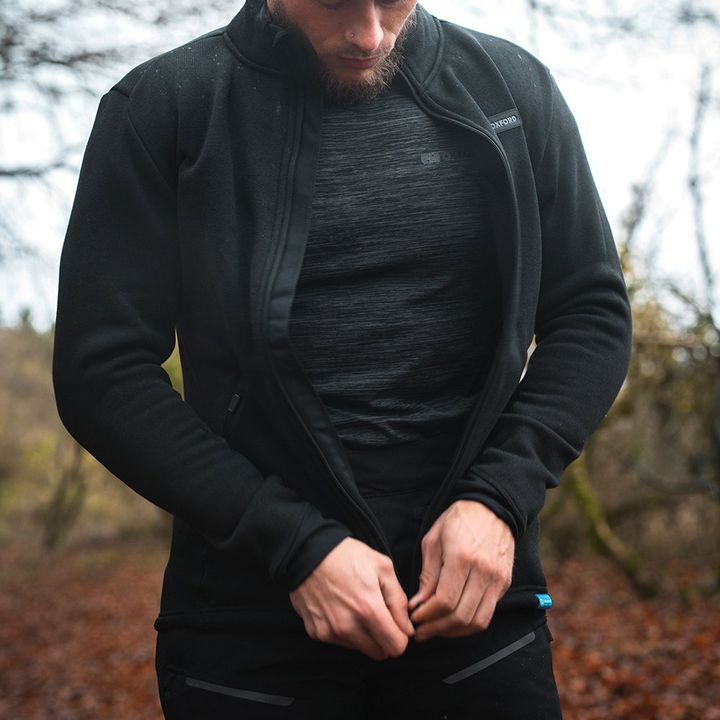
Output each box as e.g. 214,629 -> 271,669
345,7 -> 384,54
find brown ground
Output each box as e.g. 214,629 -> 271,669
1,538 -> 719,719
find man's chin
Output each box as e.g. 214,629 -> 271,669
319,76 -> 389,106
266,2 -> 417,105
316,55 -> 401,106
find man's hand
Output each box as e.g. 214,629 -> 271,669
289,537 -> 415,661
407,500 -> 514,642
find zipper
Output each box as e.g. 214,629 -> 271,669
257,78 -> 394,561
397,69 -> 522,583
441,630 -> 537,684
167,666 -> 295,706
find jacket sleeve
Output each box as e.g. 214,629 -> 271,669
52,87 -> 352,592
449,71 -> 633,539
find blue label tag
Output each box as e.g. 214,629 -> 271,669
535,593 -> 553,609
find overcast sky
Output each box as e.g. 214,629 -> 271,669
2,0 -> 718,330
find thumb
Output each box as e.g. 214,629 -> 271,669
378,569 -> 415,637
408,534 -> 442,611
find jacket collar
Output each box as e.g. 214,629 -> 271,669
223,0 -> 443,84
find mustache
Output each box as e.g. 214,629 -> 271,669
338,50 -> 388,60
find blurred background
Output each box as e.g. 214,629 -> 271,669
1,0 -> 718,718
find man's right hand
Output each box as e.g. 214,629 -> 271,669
288,537 -> 415,661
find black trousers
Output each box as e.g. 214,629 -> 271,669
155,430 -> 564,719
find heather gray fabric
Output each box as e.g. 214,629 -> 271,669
289,78 -> 501,451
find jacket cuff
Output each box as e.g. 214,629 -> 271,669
449,476 -> 523,540
278,515 -> 354,592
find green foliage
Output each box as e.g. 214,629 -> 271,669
162,335 -> 184,397
18,307 -> 33,330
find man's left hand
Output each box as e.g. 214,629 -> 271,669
407,500 -> 515,641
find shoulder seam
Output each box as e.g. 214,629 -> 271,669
108,88 -> 175,192
111,86 -> 130,99
536,67 -> 557,176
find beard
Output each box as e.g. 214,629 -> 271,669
267,2 -> 416,105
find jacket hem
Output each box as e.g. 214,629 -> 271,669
152,584 -> 551,633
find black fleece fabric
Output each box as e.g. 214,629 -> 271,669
52,0 -> 632,630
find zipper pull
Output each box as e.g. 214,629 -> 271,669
227,393 -> 242,414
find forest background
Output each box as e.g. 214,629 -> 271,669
1,0 -> 719,718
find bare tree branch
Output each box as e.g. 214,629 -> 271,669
688,62 -> 716,323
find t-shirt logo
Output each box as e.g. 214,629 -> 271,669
420,150 -> 458,166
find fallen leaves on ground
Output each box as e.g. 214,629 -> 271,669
0,539 -> 166,720
547,557 -> 720,720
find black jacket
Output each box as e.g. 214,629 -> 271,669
52,0 -> 632,631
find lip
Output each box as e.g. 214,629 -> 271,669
336,55 -> 381,70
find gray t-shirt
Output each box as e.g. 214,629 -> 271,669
288,77 -> 501,451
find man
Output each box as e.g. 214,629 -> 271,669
52,0 -> 632,717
